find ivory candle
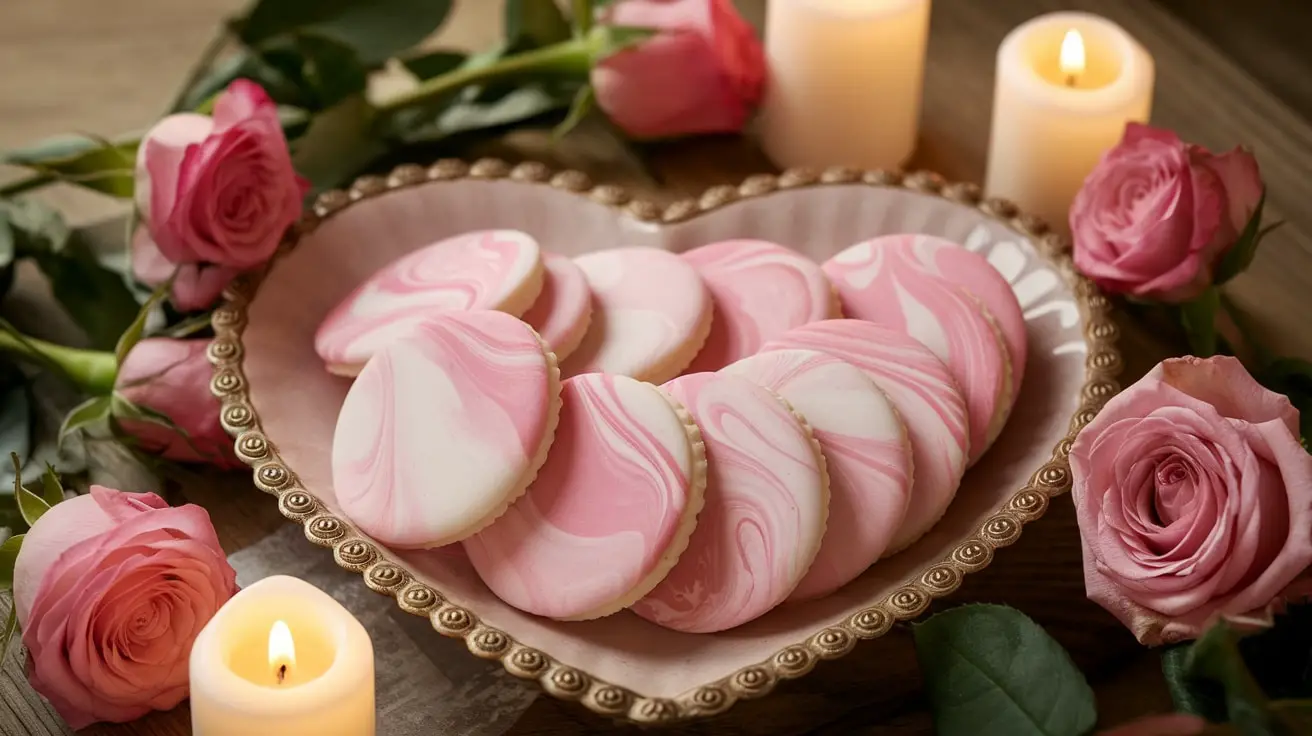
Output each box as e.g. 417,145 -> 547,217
759,0 -> 932,170
189,576 -> 375,736
984,12 -> 1155,230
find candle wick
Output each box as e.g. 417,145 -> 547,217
1065,74 -> 1077,88
277,664 -> 287,685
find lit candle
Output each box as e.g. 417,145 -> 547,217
758,0 -> 932,170
984,12 -> 1155,230
189,576 -> 375,735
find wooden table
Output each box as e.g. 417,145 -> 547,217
2,0 -> 1310,733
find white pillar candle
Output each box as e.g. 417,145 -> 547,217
189,576 -> 375,736
758,0 -> 932,170
984,12 -> 1155,230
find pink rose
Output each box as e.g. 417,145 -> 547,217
114,338 -> 242,469
1071,356 -> 1312,646
13,487 -> 237,728
1071,123 -> 1263,302
1098,714 -> 1206,736
135,79 -> 307,271
130,226 -> 239,312
591,0 -> 766,139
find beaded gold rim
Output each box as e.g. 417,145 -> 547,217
210,157 -> 1123,725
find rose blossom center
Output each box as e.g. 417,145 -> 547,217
1151,455 -> 1196,525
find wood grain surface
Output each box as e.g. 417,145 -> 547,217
2,0 -> 1310,734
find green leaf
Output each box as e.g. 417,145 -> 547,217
113,279 -> 173,368
1186,622 -> 1283,734
393,82 -> 579,144
571,0 -> 594,35
1163,644 -> 1229,722
9,453 -> 49,528
0,534 -> 21,590
2,134 -> 137,198
506,0 -> 572,49
58,395 -> 113,451
1258,358 -> 1312,445
912,604 -> 1097,736
554,84 -> 595,139
400,49 -> 468,80
1180,287 -> 1221,358
256,33 -> 370,111
0,386 -> 31,491
290,94 -> 389,193
0,209 -> 14,270
29,242 -> 144,351
1214,190 -> 1269,285
39,464 -> 63,508
236,0 -> 454,67
155,312 -> 216,339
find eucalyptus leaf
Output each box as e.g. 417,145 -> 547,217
913,604 -> 1097,736
0,386 -> 31,491
1180,287 -> 1221,358
1214,191 -> 1269,285
0,535 -> 20,590
236,0 -> 454,67
2,135 -> 137,198
506,0 -> 572,48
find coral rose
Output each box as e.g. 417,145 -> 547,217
591,0 -> 766,139
134,79 -> 306,270
1071,356 -> 1312,645
13,488 -> 237,728
1070,123 -> 1262,302
115,338 -> 242,469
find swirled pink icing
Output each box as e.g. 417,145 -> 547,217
764,320 -> 967,554
560,247 -> 711,384
314,229 -> 543,374
632,373 -> 828,633
894,234 -> 1027,399
332,310 -> 558,549
823,240 -> 1011,464
463,374 -> 703,621
520,252 -> 593,362
724,349 -> 911,600
681,240 -> 836,372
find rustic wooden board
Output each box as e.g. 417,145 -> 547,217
1,0 -> 1309,734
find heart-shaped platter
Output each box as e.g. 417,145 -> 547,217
209,158 -> 1122,725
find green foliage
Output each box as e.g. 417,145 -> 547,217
912,604 -> 1098,736
1214,191 -> 1275,285
554,84 -> 595,139
2,135 -> 137,198
401,50 -> 468,80
57,395 -> 113,451
1163,644 -> 1228,722
235,0 -> 454,67
0,383 -> 31,493
10,453 -> 49,528
506,0 -> 572,49
114,279 -> 173,368
2,200 -> 142,350
0,534 -> 21,590
1180,286 -> 1221,358
255,33 -> 370,111
1259,358 -> 1312,445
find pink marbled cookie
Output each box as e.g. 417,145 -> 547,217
764,320 -> 967,554
681,239 -> 837,372
892,234 -> 1028,398
725,349 -> 911,600
823,240 -> 1012,464
332,310 -> 561,549
632,373 -> 829,633
463,373 -> 706,621
560,247 -> 712,384
315,229 -> 544,375
520,253 -> 593,362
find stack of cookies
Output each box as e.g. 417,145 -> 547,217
319,229 -> 1026,633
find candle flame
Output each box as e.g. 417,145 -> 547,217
268,620 -> 295,678
1060,29 -> 1086,81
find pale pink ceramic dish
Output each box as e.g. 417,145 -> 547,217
210,159 -> 1122,725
